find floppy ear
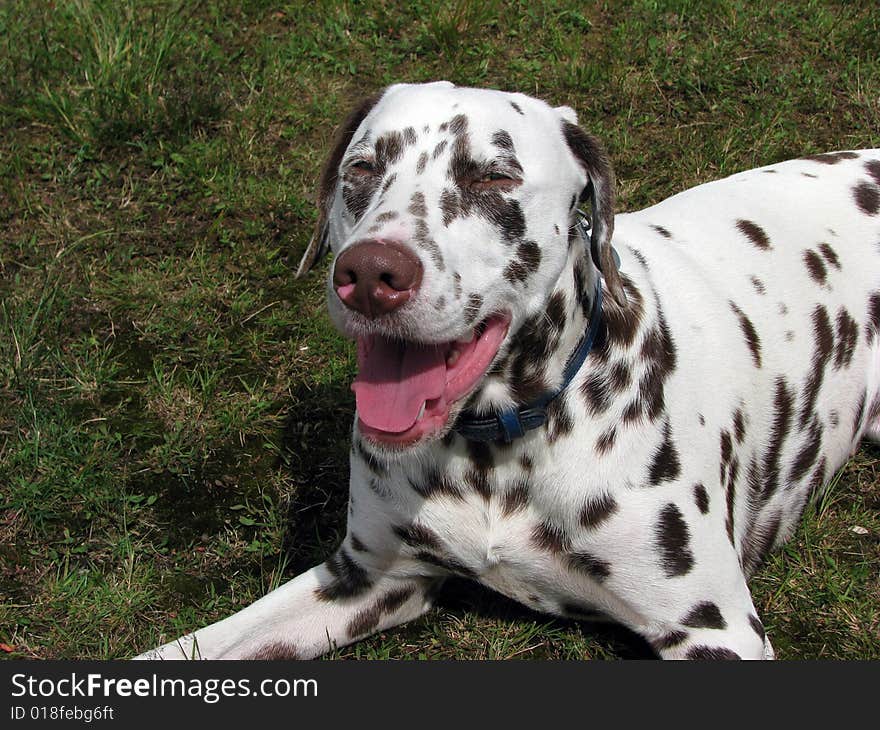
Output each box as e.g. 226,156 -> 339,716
295,94 -> 381,278
560,120 -> 626,307
554,104 -> 579,125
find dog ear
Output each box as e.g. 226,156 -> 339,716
295,93 -> 381,278
561,121 -> 627,307
554,105 -> 578,125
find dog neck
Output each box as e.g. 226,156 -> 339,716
459,231 -> 602,424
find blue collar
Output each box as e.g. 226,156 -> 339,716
453,278 -> 605,443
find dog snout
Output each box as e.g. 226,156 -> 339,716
332,239 -> 423,318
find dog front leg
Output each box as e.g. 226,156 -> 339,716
644,576 -> 774,660
135,548 -> 437,660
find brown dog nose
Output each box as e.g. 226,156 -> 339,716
333,240 -> 423,318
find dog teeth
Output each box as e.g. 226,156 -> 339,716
417,402 -> 426,420
456,330 -> 475,344
446,349 -> 462,368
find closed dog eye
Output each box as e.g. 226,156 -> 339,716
348,159 -> 376,176
469,171 -> 521,192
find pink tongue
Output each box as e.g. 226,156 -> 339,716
352,337 -> 447,433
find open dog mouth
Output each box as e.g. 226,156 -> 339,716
352,313 -> 511,447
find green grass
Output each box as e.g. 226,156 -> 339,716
0,0 -> 878,660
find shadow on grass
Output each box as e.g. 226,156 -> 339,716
278,379 -> 354,573
437,577 -> 657,660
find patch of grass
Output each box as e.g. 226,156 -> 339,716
1,0 -> 878,661
1,0 -> 227,150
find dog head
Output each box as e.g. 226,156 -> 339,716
297,81 -> 623,449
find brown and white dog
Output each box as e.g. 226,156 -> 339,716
137,81 -> 880,660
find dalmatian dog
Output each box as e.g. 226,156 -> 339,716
137,81 -> 880,660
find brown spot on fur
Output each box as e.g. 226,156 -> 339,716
624,307 -> 677,424
630,249 -> 649,268
492,130 -> 515,152
374,210 -> 399,224
546,397 -> 574,443
648,421 -> 681,485
789,417 -> 823,484
466,439 -> 494,476
609,361 -> 631,392
463,293 -> 483,325
720,429 -> 733,483
854,181 -> 880,215
761,378 -> 794,502
581,369 -> 614,415
800,305 -> 834,428
415,551 -> 475,577
380,172 -> 398,194
834,308 -> 858,369
408,191 -> 428,218
818,242 -> 841,269
246,642 -> 301,660
653,631 -> 689,651
504,240 -> 542,284
693,483 -> 709,514
439,188 -> 459,226
686,646 -> 741,660
681,602 -> 727,630
725,464 -> 737,545
595,427 -> 617,454
802,151 -> 858,164
448,113 -> 467,136
851,391 -> 867,442
601,274 -> 645,351
394,522 -> 443,551
342,180 -> 376,220
465,467 -> 491,500
347,586 -> 416,639
531,519 -> 569,553
565,551 -> 611,581
733,408 -> 746,443
808,456 -> 827,497
316,548 -> 372,601
579,493 -> 618,528
867,293 -> 880,344
374,131 -> 405,172
452,272 -> 463,300
736,219 -> 771,250
803,249 -> 827,284
656,503 -> 694,577
742,511 -> 781,576
408,466 -> 463,500
354,438 -> 387,476
501,478 -> 530,517
729,301 -> 762,367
